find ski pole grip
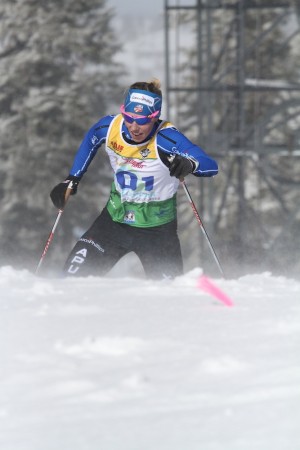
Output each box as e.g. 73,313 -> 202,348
64,180 -> 74,205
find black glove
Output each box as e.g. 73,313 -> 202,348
169,155 -> 194,179
50,175 -> 80,209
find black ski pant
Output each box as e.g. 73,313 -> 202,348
63,207 -> 183,279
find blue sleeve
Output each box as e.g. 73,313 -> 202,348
69,115 -> 114,177
157,125 -> 218,177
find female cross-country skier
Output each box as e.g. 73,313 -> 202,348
50,79 -> 218,279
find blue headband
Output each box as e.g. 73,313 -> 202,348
124,89 -> 162,116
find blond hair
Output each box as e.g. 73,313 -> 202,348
129,78 -> 162,97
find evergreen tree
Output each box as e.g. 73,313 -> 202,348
0,0 -> 125,270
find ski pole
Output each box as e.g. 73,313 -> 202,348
181,180 -> 225,278
35,181 -> 73,275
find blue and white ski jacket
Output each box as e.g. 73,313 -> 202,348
67,114 -> 218,227
69,115 -> 218,179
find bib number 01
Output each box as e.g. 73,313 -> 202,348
116,170 -> 154,192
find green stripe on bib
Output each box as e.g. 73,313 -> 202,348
107,182 -> 177,227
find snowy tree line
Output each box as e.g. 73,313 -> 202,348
0,0 -> 125,271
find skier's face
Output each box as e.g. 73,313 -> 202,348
124,116 -> 158,143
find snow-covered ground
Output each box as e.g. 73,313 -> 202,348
0,266 -> 299,450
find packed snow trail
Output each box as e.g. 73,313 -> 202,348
0,266 -> 300,450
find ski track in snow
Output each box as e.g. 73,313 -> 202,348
0,266 -> 300,450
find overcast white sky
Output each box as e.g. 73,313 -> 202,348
108,0 -> 164,16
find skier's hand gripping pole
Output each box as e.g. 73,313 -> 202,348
167,154 -> 224,277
